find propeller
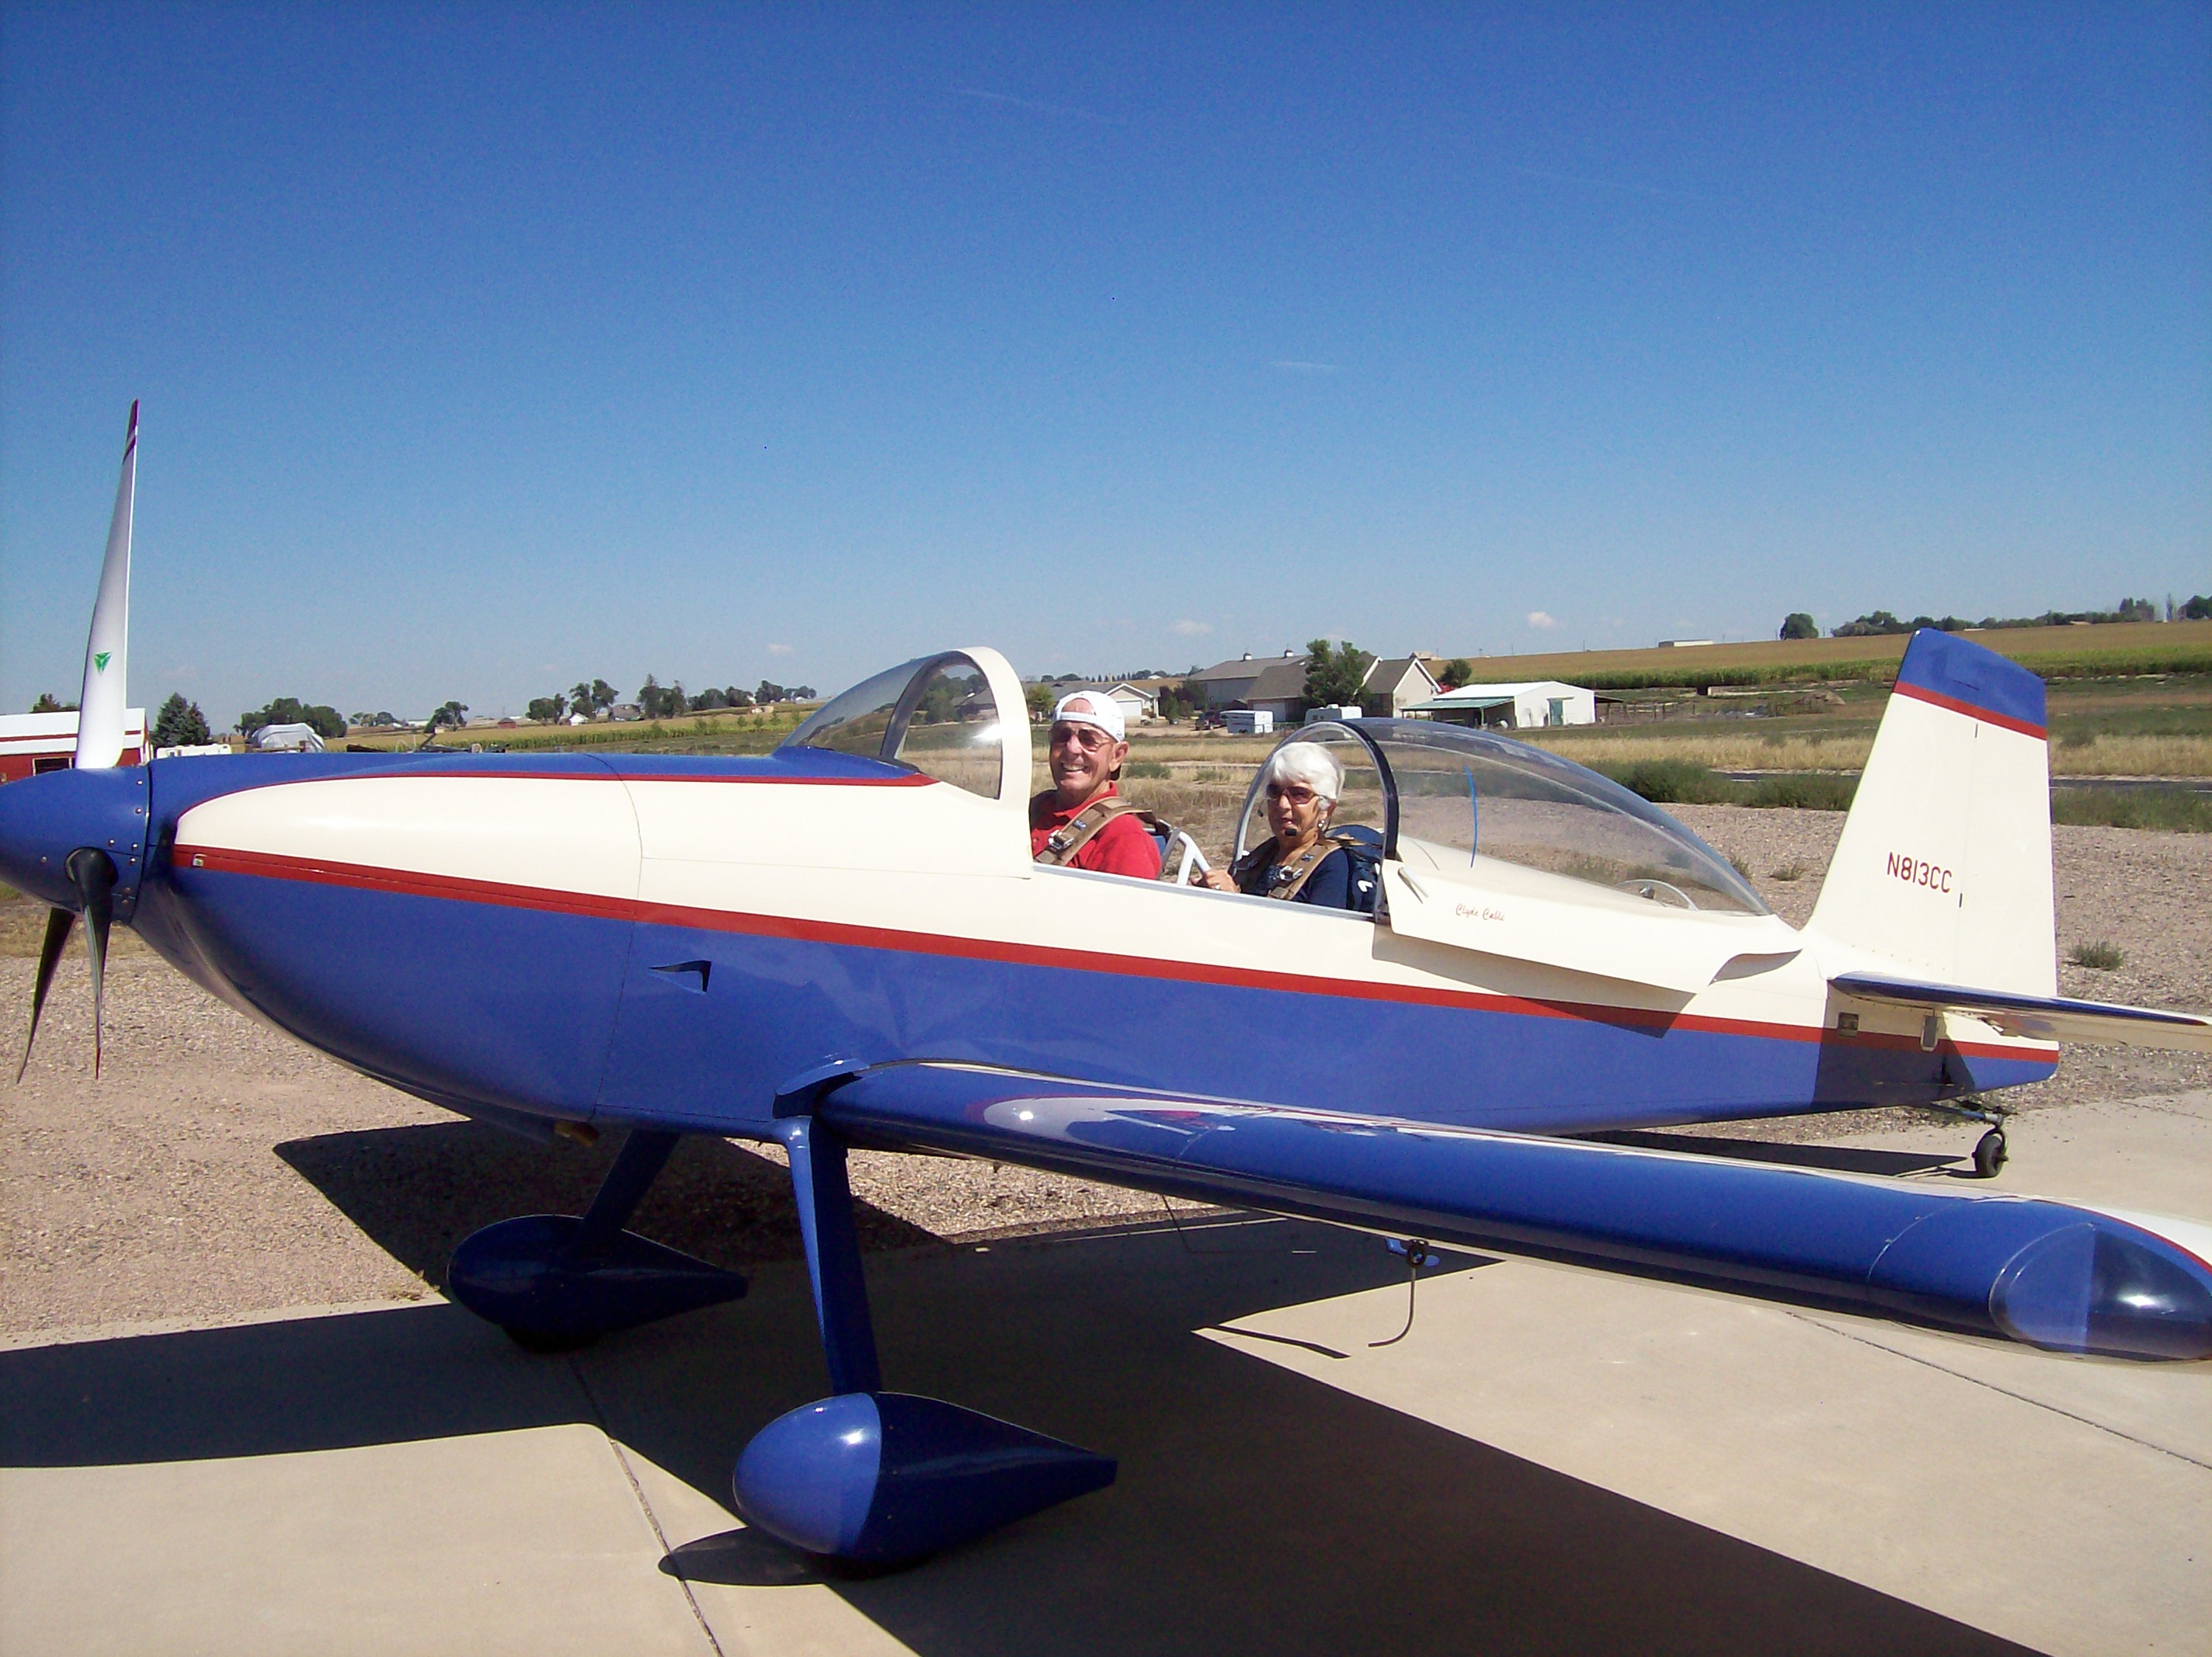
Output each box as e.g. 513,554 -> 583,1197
16,909 -> 75,1083
15,850 -> 116,1082
74,401 -> 137,771
12,402 -> 137,1084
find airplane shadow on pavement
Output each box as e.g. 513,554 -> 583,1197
2,1126 -> 2036,1657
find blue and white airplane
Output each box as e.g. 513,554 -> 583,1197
6,410 -> 2210,1565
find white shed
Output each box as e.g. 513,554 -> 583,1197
1407,681 -> 1597,730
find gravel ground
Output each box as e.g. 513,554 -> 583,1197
5,807 -> 2207,1336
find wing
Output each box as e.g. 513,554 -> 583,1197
1831,972 -> 2212,1054
816,1061 -> 2212,1363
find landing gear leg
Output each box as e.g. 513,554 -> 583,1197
730,1113 -> 1115,1567
447,1127 -> 749,1350
1928,1094 -> 2011,1181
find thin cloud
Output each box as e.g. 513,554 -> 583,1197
1526,611 -> 1557,630
957,89 -> 1123,125
1271,360 -> 1340,374
766,642 -> 794,657
1170,619 -> 1214,637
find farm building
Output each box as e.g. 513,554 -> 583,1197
1408,681 -> 1597,730
0,709 -> 146,783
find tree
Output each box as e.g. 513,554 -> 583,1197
1779,613 -> 1817,641
724,685 -> 754,709
525,695 -> 568,723
238,696 -> 345,738
426,700 -> 468,732
30,692 -> 76,714
1831,611 -> 1910,637
151,693 -> 211,747
1301,638 -> 1373,710
2182,595 -> 2212,621
690,686 -> 729,711
637,675 -> 687,720
1438,657 -> 1474,690
569,679 -> 617,718
756,680 -> 788,705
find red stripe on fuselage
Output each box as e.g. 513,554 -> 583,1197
1891,681 -> 2047,741
169,842 -> 2047,1061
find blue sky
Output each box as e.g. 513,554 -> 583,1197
2,3 -> 2206,724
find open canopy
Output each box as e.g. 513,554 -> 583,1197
781,648 -> 1028,806
1240,718 -> 1768,917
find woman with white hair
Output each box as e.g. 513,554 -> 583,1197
1193,741 -> 1379,912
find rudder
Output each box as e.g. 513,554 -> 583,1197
1807,630 -> 2054,997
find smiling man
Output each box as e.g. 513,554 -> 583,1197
1028,691 -> 1162,878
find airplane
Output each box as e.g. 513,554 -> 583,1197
5,407 -> 2210,1567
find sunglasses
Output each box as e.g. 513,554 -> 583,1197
1051,724 -> 1116,752
1264,783 -> 1320,804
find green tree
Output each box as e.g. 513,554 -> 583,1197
151,693 -> 212,747
238,696 -> 345,738
1302,638 -> 1374,710
1779,613 -> 1817,641
1438,658 -> 1474,690
525,694 -> 568,723
30,692 -> 77,714
568,678 -> 618,717
637,676 -> 687,720
426,700 -> 468,732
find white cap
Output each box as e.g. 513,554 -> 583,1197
1051,690 -> 1125,742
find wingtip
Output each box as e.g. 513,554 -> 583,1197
125,399 -> 139,447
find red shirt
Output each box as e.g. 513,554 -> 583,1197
1029,786 -> 1162,879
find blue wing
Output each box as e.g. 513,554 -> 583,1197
816,1061 -> 2212,1363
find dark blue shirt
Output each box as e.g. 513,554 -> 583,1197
1232,839 -> 1380,915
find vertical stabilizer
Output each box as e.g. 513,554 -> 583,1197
1807,630 -> 2054,996
74,401 -> 138,770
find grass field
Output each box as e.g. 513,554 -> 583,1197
1435,618 -> 2212,691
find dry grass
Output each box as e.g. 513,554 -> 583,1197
1114,774 -> 1255,867
1525,728 -> 2212,778
1527,732 -> 1877,773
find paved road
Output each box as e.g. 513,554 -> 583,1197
5,1094 -> 2207,1656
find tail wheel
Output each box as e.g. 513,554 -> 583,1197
1973,1127 -> 2009,1179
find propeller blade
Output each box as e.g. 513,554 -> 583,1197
66,849 -> 117,1079
74,401 -> 137,771
15,907 -> 77,1083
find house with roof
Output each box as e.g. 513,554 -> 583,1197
1188,651 -> 1440,722
1053,682 -> 1159,725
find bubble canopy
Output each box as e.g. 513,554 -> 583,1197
781,651 -> 1024,803
1243,720 -> 1769,916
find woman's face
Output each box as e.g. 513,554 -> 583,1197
1264,774 -> 1331,846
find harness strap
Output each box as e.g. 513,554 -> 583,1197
1035,793 -> 1156,867
1240,831 -> 1369,901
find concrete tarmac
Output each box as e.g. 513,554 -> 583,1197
5,1093 -> 2207,1657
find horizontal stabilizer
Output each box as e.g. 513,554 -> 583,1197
816,1061 -> 2212,1361
1831,973 -> 2212,1054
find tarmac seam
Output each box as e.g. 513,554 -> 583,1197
565,1354 -> 729,1657
1792,1312 -> 2212,1472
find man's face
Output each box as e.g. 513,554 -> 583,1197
1049,719 -> 1126,802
